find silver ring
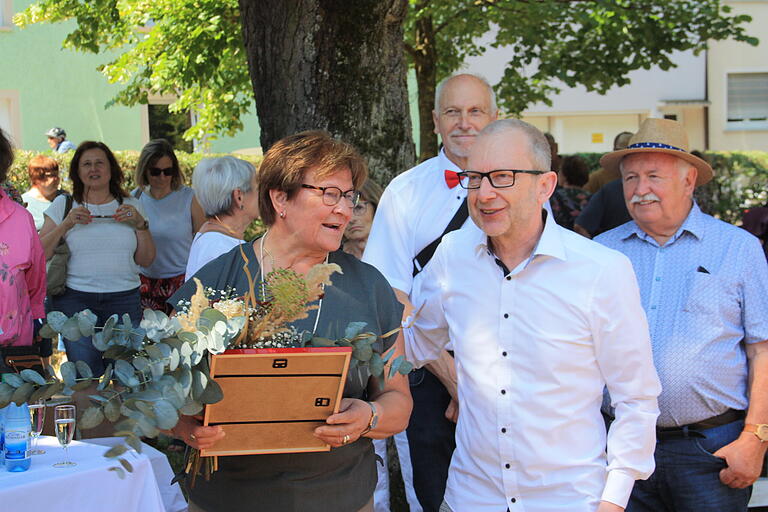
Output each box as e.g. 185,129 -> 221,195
342,434 -> 350,445
190,433 -> 196,441
126,211 -> 132,217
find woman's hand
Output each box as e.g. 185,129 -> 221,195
63,206 -> 92,229
115,204 -> 146,230
313,398 -> 373,448
171,415 -> 226,450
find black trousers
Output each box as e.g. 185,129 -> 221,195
406,367 -> 457,512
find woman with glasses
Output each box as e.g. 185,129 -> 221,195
39,141 -> 155,376
184,156 -> 258,281
342,179 -> 383,259
22,155 -> 64,231
133,139 -> 205,313
169,131 -> 412,512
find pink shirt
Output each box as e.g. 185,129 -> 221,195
0,190 -> 46,347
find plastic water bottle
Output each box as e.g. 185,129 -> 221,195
4,403 -> 31,472
0,405 -> 6,466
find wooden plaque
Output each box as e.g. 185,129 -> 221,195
201,346 -> 352,456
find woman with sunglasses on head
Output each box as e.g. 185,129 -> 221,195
39,141 -> 155,376
133,139 -> 205,314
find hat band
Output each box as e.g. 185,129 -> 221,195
628,142 -> 686,153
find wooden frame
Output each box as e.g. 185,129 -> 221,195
201,347 -> 352,456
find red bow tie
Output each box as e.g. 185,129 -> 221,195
444,169 -> 461,189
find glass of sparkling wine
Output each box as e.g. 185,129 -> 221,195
28,400 -> 46,455
53,405 -> 77,468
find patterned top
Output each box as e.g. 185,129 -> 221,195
0,190 -> 46,347
596,203 -> 768,426
549,185 -> 590,230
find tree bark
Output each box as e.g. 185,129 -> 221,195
412,12 -> 438,162
239,0 -> 415,185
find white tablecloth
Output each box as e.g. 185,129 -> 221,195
0,436 -> 181,512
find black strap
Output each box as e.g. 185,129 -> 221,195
412,198 -> 468,277
63,194 -> 73,218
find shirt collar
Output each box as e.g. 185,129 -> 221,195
474,209 -> 568,273
438,148 -> 463,173
0,189 -> 13,223
623,201 -> 704,244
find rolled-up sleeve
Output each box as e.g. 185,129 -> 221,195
589,252 -> 661,508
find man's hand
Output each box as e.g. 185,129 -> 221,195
445,398 -> 459,423
713,433 -> 768,488
597,501 -> 624,512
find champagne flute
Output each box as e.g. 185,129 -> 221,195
53,405 -> 76,467
28,400 -> 46,455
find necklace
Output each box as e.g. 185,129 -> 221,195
210,215 -> 241,239
259,230 -> 326,336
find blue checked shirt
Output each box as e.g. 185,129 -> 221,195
596,203 -> 768,427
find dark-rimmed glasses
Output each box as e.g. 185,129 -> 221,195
149,166 -> 174,177
301,184 -> 360,207
457,169 -> 548,189
352,200 -> 371,216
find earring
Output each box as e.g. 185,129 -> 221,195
279,211 -> 285,218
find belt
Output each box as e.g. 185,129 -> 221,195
656,409 -> 745,440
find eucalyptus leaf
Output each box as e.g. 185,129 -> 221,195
61,317 -> 83,341
46,311 -> 68,331
369,352 -> 384,380
75,360 -> 93,379
136,416 -> 159,437
89,394 -> 109,403
125,434 -> 143,453
0,382 -> 14,407
191,369 -> 208,399
80,406 -> 105,429
311,337 -> 336,347
145,344 -> 164,361
114,360 -> 140,387
119,458 -> 134,473
153,399 -> 179,430
397,360 -> 414,375
102,314 -> 118,341
133,356 -> 150,372
149,361 -> 165,380
104,345 -> 128,360
177,331 -> 197,345
178,367 -> 192,395
2,373 -> 23,388
169,348 -> 180,372
389,355 -> 405,379
92,331 -> 109,351
201,308 -> 227,324
20,369 -> 47,386
97,364 -> 113,391
104,399 -> 122,422
11,383 -> 34,405
77,309 -> 98,336
179,399 -> 203,416
29,384 -> 51,404
39,323 -> 57,339
60,361 -> 77,387
41,382 -> 64,401
105,444 -> 128,458
108,466 -> 126,479
352,344 -> 373,363
199,379 -> 224,404
344,321 -> 367,339
72,380 -> 93,391
122,313 -> 133,330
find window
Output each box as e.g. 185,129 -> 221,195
727,73 -> 768,129
0,0 -> 12,30
0,90 -> 21,145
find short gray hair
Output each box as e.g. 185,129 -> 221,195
478,119 -> 551,172
192,156 -> 255,217
434,73 -> 498,115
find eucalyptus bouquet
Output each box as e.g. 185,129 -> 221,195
0,262 -> 412,480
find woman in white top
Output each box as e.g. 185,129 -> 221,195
184,156 -> 259,282
21,154 -> 63,231
134,140 -> 205,314
39,141 -> 155,376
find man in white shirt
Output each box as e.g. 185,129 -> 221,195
363,73 -> 498,511
407,119 -> 661,512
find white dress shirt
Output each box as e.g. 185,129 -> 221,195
406,213 -> 661,512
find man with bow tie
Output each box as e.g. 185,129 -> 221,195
363,73 -> 498,512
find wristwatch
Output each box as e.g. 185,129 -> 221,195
136,219 -> 150,231
360,401 -> 379,436
744,424 -> 768,442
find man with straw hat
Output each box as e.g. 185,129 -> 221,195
595,118 -> 768,511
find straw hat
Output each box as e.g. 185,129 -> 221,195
599,118 -> 713,186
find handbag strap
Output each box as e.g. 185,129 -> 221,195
412,198 -> 468,277
63,193 -> 73,218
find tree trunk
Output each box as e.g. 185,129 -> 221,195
413,13 -> 438,162
239,0 -> 415,185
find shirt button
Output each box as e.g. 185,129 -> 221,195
506,275 -> 511,281
503,313 -> 509,319
502,351 -> 507,357
511,498 -> 517,503
651,305 -> 657,310
655,277 -> 661,281
501,427 -> 507,433
505,463 -> 510,469
501,389 -> 506,395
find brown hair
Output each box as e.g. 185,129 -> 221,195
360,179 -> 383,210
258,130 -> 368,225
0,129 -> 12,182
69,141 -> 128,204
560,155 -> 590,188
135,139 -> 183,190
27,155 -> 60,184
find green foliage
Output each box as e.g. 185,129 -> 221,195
575,151 -> 768,225
14,0 -> 252,146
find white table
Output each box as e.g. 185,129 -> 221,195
0,436 -> 184,512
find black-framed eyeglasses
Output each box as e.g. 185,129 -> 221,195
301,184 -> 360,207
457,169 -> 548,189
149,166 -> 174,177
352,200 -> 371,216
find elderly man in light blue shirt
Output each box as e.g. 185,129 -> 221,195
596,118 -> 768,512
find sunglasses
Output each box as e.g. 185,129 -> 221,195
148,166 -> 174,177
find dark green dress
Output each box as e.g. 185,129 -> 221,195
168,240 -> 403,512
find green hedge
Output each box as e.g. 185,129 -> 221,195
574,151 -> 768,225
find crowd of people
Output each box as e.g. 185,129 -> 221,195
0,71 -> 766,512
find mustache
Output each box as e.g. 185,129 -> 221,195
630,193 -> 661,204
449,128 -> 478,137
